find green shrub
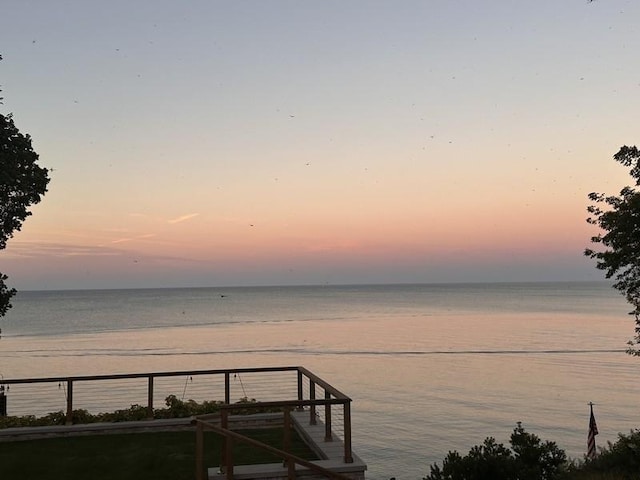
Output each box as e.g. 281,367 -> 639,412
425,423 -> 568,480
98,404 -> 149,423
0,396 -> 233,428
163,395 -> 223,417
568,430 -> 640,480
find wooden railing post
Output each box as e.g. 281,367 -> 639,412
296,370 -> 304,411
225,436 -> 234,480
343,401 -> 353,463
287,450 -> 296,479
282,407 -> 295,478
224,372 -> 230,404
283,407 -> 292,457
195,421 -> 204,480
309,381 -> 316,425
65,380 -> 73,425
221,409 -> 229,472
147,375 -> 154,419
324,390 -> 332,442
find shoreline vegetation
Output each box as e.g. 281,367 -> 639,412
425,423 -> 640,480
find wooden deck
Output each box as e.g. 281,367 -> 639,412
208,410 -> 367,480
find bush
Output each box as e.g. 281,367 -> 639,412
0,395 -> 232,428
425,423 -> 568,480
163,395 -> 223,418
568,430 -> 640,480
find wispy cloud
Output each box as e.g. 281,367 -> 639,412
167,213 -> 200,224
3,242 -> 122,259
3,240 -> 201,264
110,233 -> 157,244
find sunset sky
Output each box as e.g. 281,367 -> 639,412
1,0 -> 639,290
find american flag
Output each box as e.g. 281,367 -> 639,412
587,403 -> 598,459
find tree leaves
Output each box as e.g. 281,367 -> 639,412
0,273 -> 17,317
585,145 -> 640,354
0,115 -> 50,316
0,113 -> 49,249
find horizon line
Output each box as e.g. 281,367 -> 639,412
15,279 -> 614,294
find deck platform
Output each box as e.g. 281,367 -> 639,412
209,410 -> 367,480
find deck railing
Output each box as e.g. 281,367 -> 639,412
0,366 -> 353,467
193,405 -> 353,480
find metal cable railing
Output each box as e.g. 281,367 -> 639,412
0,366 -> 353,466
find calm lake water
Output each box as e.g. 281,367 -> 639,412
0,282 -> 638,479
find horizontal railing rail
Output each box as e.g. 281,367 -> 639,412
0,366 -> 301,386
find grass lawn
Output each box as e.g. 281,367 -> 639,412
0,428 -> 319,480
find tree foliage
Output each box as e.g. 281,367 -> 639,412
572,429 -> 640,479
0,54 -> 50,316
424,424 -> 640,480
585,146 -> 640,355
424,423 -> 568,480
